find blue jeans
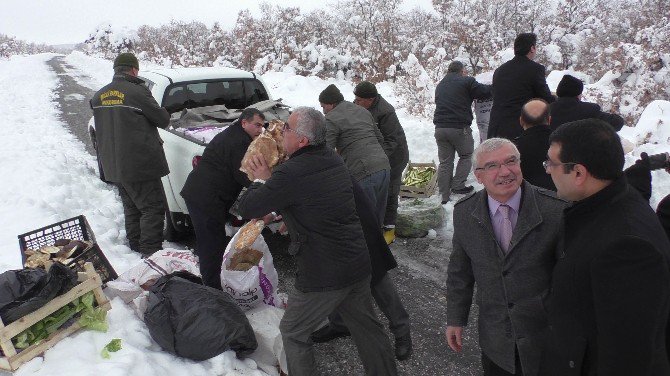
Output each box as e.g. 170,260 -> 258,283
357,169 -> 390,228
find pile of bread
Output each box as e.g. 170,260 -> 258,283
240,119 -> 286,181
227,219 -> 265,272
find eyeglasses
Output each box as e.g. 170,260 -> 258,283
475,157 -> 520,173
282,123 -> 301,136
542,159 -> 577,170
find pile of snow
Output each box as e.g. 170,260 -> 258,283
0,54 -> 279,376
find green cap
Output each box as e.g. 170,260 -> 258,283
113,52 -> 139,70
353,81 -> 378,98
318,84 -> 344,104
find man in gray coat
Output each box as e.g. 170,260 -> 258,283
320,84 -> 390,227
90,52 -> 170,256
353,81 -> 409,243
446,138 -> 565,375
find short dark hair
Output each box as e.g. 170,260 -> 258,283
514,33 -> 537,56
521,99 -> 550,127
549,119 -> 624,180
239,107 -> 265,122
447,61 -> 464,73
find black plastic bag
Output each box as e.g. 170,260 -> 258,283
0,263 -> 78,324
144,271 -> 257,361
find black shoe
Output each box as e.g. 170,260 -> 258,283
395,333 -> 413,361
310,325 -> 351,343
451,186 -> 474,195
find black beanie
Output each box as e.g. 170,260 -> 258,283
353,81 -> 378,98
319,84 -> 344,104
113,52 -> 139,70
556,74 -> 583,97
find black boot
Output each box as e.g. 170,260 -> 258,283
395,333 -> 413,361
310,325 -> 351,343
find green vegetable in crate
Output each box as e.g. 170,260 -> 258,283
101,338 -> 122,359
11,292 -> 108,350
402,166 -> 436,188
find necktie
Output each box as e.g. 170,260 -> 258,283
499,204 -> 513,253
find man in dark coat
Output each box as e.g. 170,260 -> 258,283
446,138 -> 566,376
543,119 -> 670,375
514,99 -> 555,191
238,106 -> 397,376
433,61 -> 492,203
180,108 -> 265,289
90,52 -> 170,256
488,33 -> 555,140
310,176 -> 413,361
549,74 -> 624,131
320,84 -> 390,228
353,81 -> 410,243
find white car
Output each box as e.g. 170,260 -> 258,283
89,67 -> 289,240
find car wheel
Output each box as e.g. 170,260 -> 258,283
164,211 -> 183,242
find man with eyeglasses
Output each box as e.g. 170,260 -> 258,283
446,138 -> 566,375
180,107 -> 266,289
238,107 -> 398,376
541,119 -> 670,375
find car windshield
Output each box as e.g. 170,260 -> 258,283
162,79 -> 269,113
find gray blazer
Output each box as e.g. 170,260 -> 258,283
325,101 -> 390,181
446,181 -> 566,375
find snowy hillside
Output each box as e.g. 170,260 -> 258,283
0,51 -> 668,375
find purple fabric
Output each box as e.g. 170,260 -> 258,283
257,266 -> 275,306
487,187 -> 521,252
498,205 -> 513,252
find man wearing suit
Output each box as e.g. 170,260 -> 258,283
488,33 -> 555,140
543,119 -> 670,375
446,138 -> 566,375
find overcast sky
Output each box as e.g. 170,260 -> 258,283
2,0 -> 433,45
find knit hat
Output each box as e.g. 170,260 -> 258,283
556,74 -> 583,97
353,81 -> 378,99
113,52 -> 139,70
319,84 -> 344,104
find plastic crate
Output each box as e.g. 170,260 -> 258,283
0,263 -> 110,371
17,216 -> 117,283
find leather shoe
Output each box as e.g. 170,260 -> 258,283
451,186 -> 474,195
395,333 -> 413,361
310,325 -> 351,343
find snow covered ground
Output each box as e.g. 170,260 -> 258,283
0,51 -> 668,375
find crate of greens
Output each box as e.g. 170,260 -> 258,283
399,162 -> 438,199
0,263 -> 110,371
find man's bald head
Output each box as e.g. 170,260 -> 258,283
520,99 -> 550,129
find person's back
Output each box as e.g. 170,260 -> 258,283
549,75 -> 624,132
326,100 -> 390,181
488,33 -> 554,140
367,94 -> 409,159
434,72 -> 491,128
91,73 -> 170,183
515,99 -> 556,191
516,125 -> 555,190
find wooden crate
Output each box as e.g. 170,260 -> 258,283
0,263 -> 110,371
399,162 -> 438,199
